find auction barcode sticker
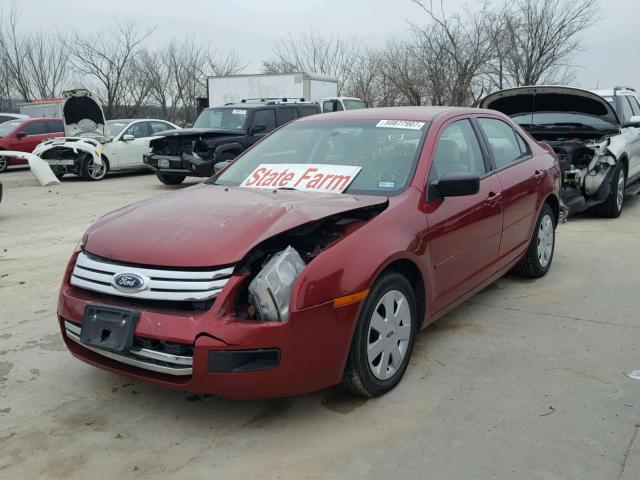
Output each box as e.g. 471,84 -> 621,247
376,120 -> 425,130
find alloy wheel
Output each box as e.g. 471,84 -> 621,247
616,168 -> 625,212
537,214 -> 554,268
0,156 -> 7,173
367,289 -> 412,381
87,159 -> 106,180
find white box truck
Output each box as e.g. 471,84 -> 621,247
207,72 -> 338,107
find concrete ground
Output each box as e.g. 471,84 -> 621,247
0,168 -> 639,480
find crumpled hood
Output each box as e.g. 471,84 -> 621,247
84,183 -> 387,267
480,86 -> 620,126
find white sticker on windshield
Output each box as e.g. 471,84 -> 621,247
240,164 -> 362,193
376,120 -> 425,130
232,109 -> 247,115
378,181 -> 395,188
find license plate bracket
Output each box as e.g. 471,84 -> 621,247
80,304 -> 140,353
158,159 -> 170,168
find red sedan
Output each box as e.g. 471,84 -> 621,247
0,117 -> 64,172
58,107 -> 560,398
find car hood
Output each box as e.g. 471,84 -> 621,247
62,89 -> 106,138
158,128 -> 246,140
84,183 -> 387,267
480,86 -> 620,126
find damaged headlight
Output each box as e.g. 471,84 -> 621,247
248,246 -> 305,322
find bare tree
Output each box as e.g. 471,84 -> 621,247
263,31 -> 361,94
65,21 -> 154,118
24,31 -> 70,99
0,4 -> 32,101
502,0 -> 599,86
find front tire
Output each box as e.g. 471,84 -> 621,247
594,163 -> 626,218
512,203 -> 556,278
81,154 -> 108,181
0,155 -> 8,173
156,173 -> 186,185
342,272 -> 417,397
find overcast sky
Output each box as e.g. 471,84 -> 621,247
14,0 -> 640,90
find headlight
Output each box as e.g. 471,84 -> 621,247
248,246 -> 305,322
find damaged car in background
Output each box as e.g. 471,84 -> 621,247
481,86 -> 640,218
34,89 -> 178,181
57,106 -> 559,399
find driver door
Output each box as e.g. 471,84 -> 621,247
426,118 -> 504,312
117,121 -> 152,169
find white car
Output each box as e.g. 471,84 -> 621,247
34,89 -> 179,181
481,85 -> 640,218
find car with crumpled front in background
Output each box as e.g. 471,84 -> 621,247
57,106 -> 559,399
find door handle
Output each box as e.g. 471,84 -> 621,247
485,191 -> 502,205
534,170 -> 546,182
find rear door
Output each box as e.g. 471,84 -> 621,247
427,118 -> 504,312
476,117 -> 540,269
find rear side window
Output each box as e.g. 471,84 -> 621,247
252,109 -> 276,132
23,121 -> 48,135
46,121 -> 64,133
429,119 -> 486,181
477,118 -> 525,169
323,100 -> 343,112
300,106 -> 318,117
276,107 -> 299,126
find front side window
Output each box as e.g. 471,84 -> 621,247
323,100 -> 343,112
24,121 -> 47,135
429,119 -> 486,181
478,118 -> 525,169
214,119 -> 429,196
125,122 -> 149,139
252,109 -> 276,132
0,120 -> 22,136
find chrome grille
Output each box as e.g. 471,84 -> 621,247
64,320 -> 193,376
71,251 -> 233,302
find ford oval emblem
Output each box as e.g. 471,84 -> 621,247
112,272 -> 149,293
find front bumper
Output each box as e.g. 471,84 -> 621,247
58,270 -> 361,399
143,153 -> 215,177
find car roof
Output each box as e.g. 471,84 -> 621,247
22,117 -> 62,122
108,118 -> 172,123
212,102 -> 318,110
591,88 -> 637,97
296,106 -> 487,123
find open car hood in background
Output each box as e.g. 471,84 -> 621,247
480,86 -> 620,126
62,89 -> 106,138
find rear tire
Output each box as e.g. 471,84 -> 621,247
0,155 -> 8,173
156,173 -> 186,185
81,154 -> 108,181
342,272 -> 417,397
594,163 -> 626,218
512,203 -> 555,278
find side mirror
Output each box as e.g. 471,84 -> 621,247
623,115 -> 640,128
15,131 -> 26,139
122,134 -> 135,141
431,172 -> 480,198
249,124 -> 267,135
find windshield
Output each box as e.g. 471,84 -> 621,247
512,112 -> 618,130
214,119 -> 429,196
0,120 -> 21,137
106,120 -> 129,139
193,108 -> 248,130
343,99 -> 367,110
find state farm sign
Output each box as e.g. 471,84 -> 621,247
240,164 -> 362,193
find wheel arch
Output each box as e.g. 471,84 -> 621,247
543,193 -> 560,226
377,258 -> 427,330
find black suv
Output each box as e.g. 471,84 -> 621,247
144,100 -> 321,184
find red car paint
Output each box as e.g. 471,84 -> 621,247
0,117 -> 64,167
58,107 -> 560,398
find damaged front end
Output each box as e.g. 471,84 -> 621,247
550,136 -> 618,215
34,137 -> 104,177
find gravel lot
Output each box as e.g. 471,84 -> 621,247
1,168 -> 639,479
